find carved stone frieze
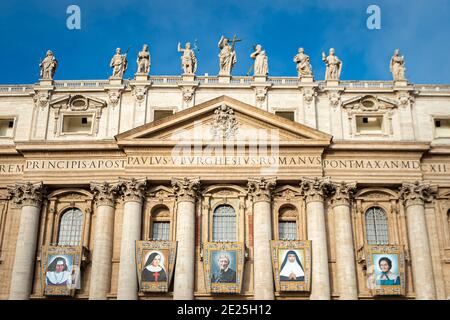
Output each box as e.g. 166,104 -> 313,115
210,104 -> 239,139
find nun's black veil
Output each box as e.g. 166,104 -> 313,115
144,252 -> 160,268
280,250 -> 304,272
47,256 -> 68,272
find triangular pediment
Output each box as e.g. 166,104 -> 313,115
116,95 -> 331,147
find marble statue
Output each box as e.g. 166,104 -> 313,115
177,42 -> 197,74
136,44 -> 150,74
250,45 -> 269,76
218,35 -> 239,75
110,48 -> 128,79
39,50 -> 58,80
293,48 -> 313,77
322,48 -> 342,81
390,49 -> 406,81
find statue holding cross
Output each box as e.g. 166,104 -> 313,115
218,34 -> 241,76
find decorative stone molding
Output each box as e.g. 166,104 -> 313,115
397,92 -> 414,108
327,91 -> 341,108
181,87 -> 195,103
90,181 -> 120,207
119,177 -> 147,203
255,87 -> 268,104
330,181 -> 357,207
131,86 -> 147,105
302,87 -> 317,106
247,177 -> 277,203
7,182 -> 45,208
300,177 -> 333,203
107,90 -> 122,108
171,177 -> 201,202
33,91 -> 50,109
210,104 -> 239,140
399,181 -> 437,208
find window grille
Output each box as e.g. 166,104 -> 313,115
212,204 -> 237,242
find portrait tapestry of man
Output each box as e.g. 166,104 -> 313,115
141,250 -> 168,283
211,251 -> 237,284
366,245 -> 405,296
202,242 -> 245,294
46,255 -> 73,286
279,249 -> 305,281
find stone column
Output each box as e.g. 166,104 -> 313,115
89,182 -> 120,300
331,182 -> 358,300
248,177 -> 276,300
400,181 -> 437,300
8,182 -> 45,300
300,177 -> 332,300
172,177 -> 200,300
117,178 -> 147,300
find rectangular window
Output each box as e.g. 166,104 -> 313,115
275,111 -> 295,122
0,118 -> 15,137
151,222 -> 170,240
279,221 -> 297,240
62,115 -> 93,134
435,118 -> 450,138
356,115 -> 383,134
153,110 -> 174,121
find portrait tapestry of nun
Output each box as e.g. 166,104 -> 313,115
279,250 -> 305,281
46,256 -> 72,286
141,251 -> 168,283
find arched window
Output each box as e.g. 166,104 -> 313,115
151,206 -> 170,241
278,205 -> 298,240
365,207 -> 388,245
58,208 -> 84,246
212,204 -> 236,242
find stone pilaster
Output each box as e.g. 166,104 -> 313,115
247,177 -> 276,300
172,177 -> 200,300
8,182 -> 45,300
399,181 -> 437,300
117,178 -> 147,300
331,182 -> 358,300
89,182 -> 120,300
300,177 -> 332,300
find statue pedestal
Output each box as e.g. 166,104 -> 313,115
300,76 -> 314,83
253,75 -> 268,83
109,77 -> 123,85
182,74 -> 196,82
134,73 -> 149,81
39,79 -> 54,87
218,75 -> 231,84
394,80 -> 408,87
325,80 -> 339,87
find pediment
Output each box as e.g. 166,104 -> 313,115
116,95 -> 332,147
342,95 -> 397,111
50,94 -> 106,111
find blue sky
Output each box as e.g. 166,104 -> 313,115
0,0 -> 449,84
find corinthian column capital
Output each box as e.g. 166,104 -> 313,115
330,181 -> 357,208
300,177 -> 333,203
7,182 -> 45,208
90,181 -> 120,207
171,177 -> 201,203
399,181 -> 437,208
119,177 -> 147,203
247,177 -> 277,203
